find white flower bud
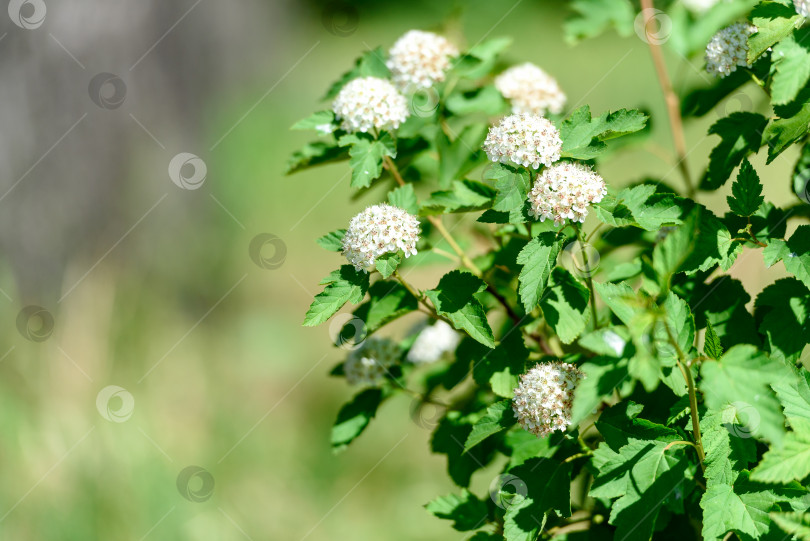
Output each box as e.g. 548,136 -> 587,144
527,162 -> 606,226
344,337 -> 400,387
332,77 -> 410,133
795,0 -> 810,17
342,203 -> 421,271
387,30 -> 458,91
406,320 -> 461,363
705,23 -> 756,78
495,63 -> 566,116
483,113 -> 562,170
512,362 -> 584,439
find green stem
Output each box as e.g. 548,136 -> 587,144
575,224 -> 600,329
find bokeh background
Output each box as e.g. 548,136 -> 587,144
0,0 -> 800,539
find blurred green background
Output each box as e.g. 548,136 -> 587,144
0,0 -> 799,539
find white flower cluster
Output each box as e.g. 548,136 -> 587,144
332,77 -> 410,133
495,63 -> 566,116
512,362 -> 584,439
406,320 -> 461,363
705,23 -> 756,78
682,0 -> 722,13
527,162 -> 606,225
387,30 -> 459,91
796,0 -> 810,17
344,337 -> 400,386
483,113 -> 562,169
342,203 -> 421,271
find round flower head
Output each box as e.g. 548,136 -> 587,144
342,203 -> 421,271
682,0 -> 721,13
796,0 -> 810,17
387,30 -> 459,91
344,337 -> 400,387
512,362 -> 584,438
483,113 -> 562,170
332,77 -> 409,133
528,162 -> 606,225
705,23 -> 757,78
495,63 -> 566,116
406,320 -> 461,363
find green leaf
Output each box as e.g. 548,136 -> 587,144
503,459 -> 572,541
563,0 -> 635,44
704,112 -> 767,189
485,163 -> 531,224
700,344 -> 793,443
303,266 -> 370,326
686,277 -> 760,349
771,30 -> 810,105
594,184 -> 685,231
701,471 -> 809,540
339,132 -> 396,189
559,106 -> 648,159
375,253 -> 401,279
704,320 -> 724,360
316,229 -> 346,252
425,490 -> 489,532
793,143 -> 810,203
290,110 -> 335,131
464,400 -> 516,452
285,141 -> 349,174
593,280 -> 639,326
420,179 -> 495,215
425,271 -> 495,348
352,281 -> 417,333
595,401 -> 679,452
331,389 -> 383,452
516,233 -> 563,312
748,2 -> 804,63
571,354 -> 631,425
681,65 -> 762,118
770,511 -> 810,539
452,37 -> 512,78
679,205 -> 740,274
445,85 -> 507,116
322,47 -> 391,100
701,405 -> 758,488
765,99 -> 810,162
538,268 -> 590,344
437,124 -> 488,188
772,363 -> 810,425
727,159 -> 764,216
754,277 -> 810,362
432,412 -> 497,487
467,331 -> 529,397
752,419 -> 810,483
388,184 -> 418,215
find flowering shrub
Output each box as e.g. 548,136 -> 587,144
290,2 -> 810,538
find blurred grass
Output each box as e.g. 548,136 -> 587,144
0,1 -> 800,539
